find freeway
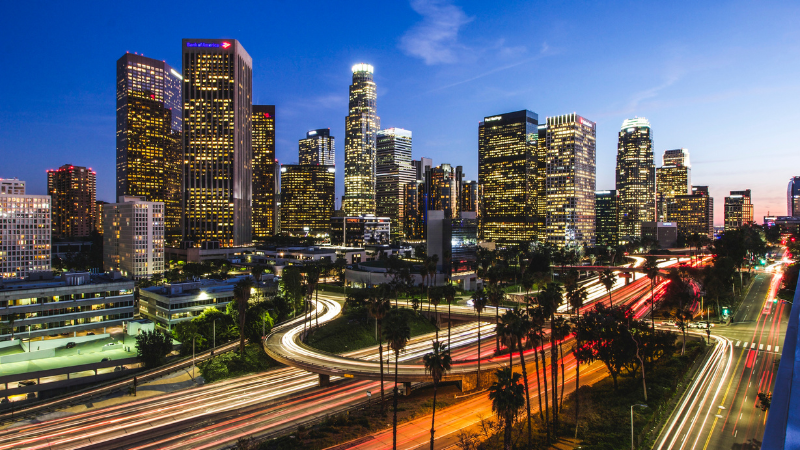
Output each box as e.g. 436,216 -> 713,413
654,272 -> 788,450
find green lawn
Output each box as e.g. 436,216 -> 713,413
306,307 -> 437,354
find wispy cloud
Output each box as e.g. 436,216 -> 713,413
399,0 -> 473,65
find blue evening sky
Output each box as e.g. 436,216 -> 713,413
1,0 -> 799,225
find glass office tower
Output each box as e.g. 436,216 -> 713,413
343,64 -> 380,216
376,128 -> 413,239
252,105 -> 276,240
616,117 -> 655,241
299,129 -> 335,166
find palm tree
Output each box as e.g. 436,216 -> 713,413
6,313 -> 20,339
510,308 -> 534,450
673,307 -> 693,355
552,316 -> 571,410
539,282 -> 563,437
599,268 -> 616,308
565,279 -> 587,437
487,282 -> 504,353
429,286 -> 442,340
383,309 -> 411,450
424,254 -> 439,310
423,341 -> 452,450
471,288 -> 488,388
489,368 -> 526,450
497,309 -> 517,367
524,302 -> 546,425
233,277 -> 254,355
644,256 -> 660,329
369,295 -> 391,413
305,263 -> 323,330
442,284 -> 457,348
250,264 -> 266,282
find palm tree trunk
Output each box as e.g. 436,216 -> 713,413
518,337 -> 533,450
393,351 -> 400,449
533,339 -> 543,422
608,290 -> 613,308
504,415 -> 512,450
379,324 -> 385,413
495,306 -> 500,353
477,312 -> 482,390
559,342 -> 565,411
551,316 -> 559,437
541,340 -> 550,444
574,346 -> 580,440
447,301 -> 451,349
434,304 -> 439,341
429,379 -> 438,450
650,280 -> 655,329
315,287 -> 319,330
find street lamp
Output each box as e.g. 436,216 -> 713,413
631,404 -> 648,450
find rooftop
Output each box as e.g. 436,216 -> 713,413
0,272 -> 133,292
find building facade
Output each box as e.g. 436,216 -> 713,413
0,189 -> 51,280
426,164 -> 463,220
47,165 -> 96,239
343,64 -> 380,216
279,165 -> 335,236
95,201 -> 107,235
595,190 -> 618,248
330,215 -> 391,247
545,113 -> 596,248
656,148 -> 691,221
103,196 -> 165,280
116,53 -> 182,245
666,186 -> 714,241
182,39 -> 253,247
788,177 -> 800,217
252,105 -> 277,240
616,117 -> 655,242
0,179 -> 25,195
461,180 -> 480,215
0,272 -> 135,339
724,189 -> 754,230
478,110 -> 541,246
403,181 -> 426,240
299,129 -> 335,166
376,128 -> 414,239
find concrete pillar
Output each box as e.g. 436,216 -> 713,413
403,382 -> 411,396
319,374 -> 330,387
625,274 -> 631,285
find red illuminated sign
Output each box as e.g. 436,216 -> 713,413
221,42 -> 232,49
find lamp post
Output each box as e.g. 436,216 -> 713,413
631,404 -> 648,450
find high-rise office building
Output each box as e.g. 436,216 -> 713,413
666,186 -> 714,241
595,190 -> 619,248
182,39 -> 252,247
724,189 -> 753,230
788,177 -> 800,217
656,148 -> 691,221
478,110 -> 541,246
412,157 -> 433,183
252,105 -> 277,241
343,64 -> 380,216
403,181 -> 426,240
616,117 -> 655,241
0,184 -> 51,279
330,215 -> 391,246
545,113 -> 596,247
461,181 -> 480,214
116,53 -> 183,245
95,201 -> 107,234
376,128 -> 414,239
299,129 -> 335,166
535,124 -> 548,242
426,164 -> 464,220
47,165 -> 97,239
280,165 -> 335,236
103,196 -> 165,279
0,179 -> 25,195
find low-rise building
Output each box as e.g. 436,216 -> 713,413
330,215 -> 391,247
0,272 -> 134,339
166,241 -> 255,264
138,276 -> 276,330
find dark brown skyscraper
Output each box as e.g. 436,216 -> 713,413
182,39 -> 252,247
116,53 -> 183,245
252,105 -> 276,240
47,165 -> 97,238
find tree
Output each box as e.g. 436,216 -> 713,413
486,282 -> 504,353
497,309 -> 517,368
429,286 -> 443,339
280,266 -> 304,317
488,368 -> 525,450
538,282 -> 563,437
423,341 -> 452,450
471,289 -> 489,389
233,277 -> 254,355
369,294 -> 391,413
599,268 -> 616,308
383,309 -> 411,450
250,264 -> 266,282
5,313 -> 20,339
510,308 -> 534,450
442,283 -> 457,348
673,307 -> 693,355
580,304 -> 641,391
757,392 -> 772,411
644,255 -> 660,329
135,330 -> 173,368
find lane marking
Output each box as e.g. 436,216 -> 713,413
751,343 -> 756,349
776,346 -> 780,353
743,342 -> 748,348
767,345 -> 771,352
736,341 -> 741,347
759,344 -> 764,350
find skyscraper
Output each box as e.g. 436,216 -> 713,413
252,105 -> 277,241
343,64 -> 380,216
0,181 -> 51,279
461,180 -> 480,214
403,181 -> 426,240
595,190 -> 619,248
280,165 -> 335,236
656,148 -> 691,221
299,129 -> 335,166
412,157 -> 433,183
426,164 -> 463,219
182,39 -> 252,247
666,186 -> 714,241
376,128 -> 414,239
788,177 -> 800,217
724,189 -> 753,230
478,110 -> 540,246
103,196 -> 165,279
47,165 -> 96,239
116,53 -> 182,245
545,113 -> 597,247
616,117 -> 655,241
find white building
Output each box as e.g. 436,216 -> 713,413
0,181 -> 51,279
103,196 -> 164,279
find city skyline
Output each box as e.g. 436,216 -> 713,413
2,1 -> 799,226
